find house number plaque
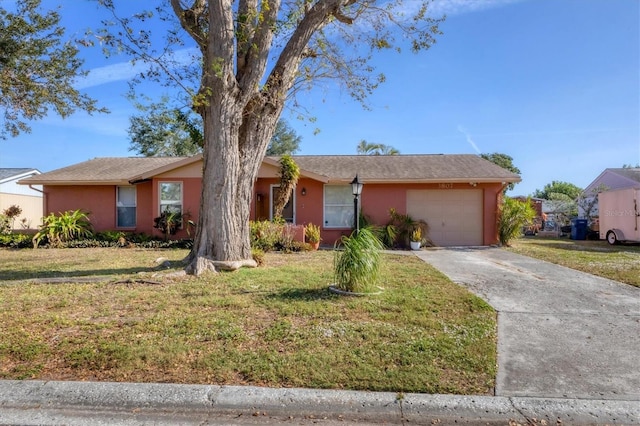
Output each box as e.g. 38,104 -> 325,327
438,183 -> 454,189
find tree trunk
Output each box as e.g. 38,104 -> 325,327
177,0 -> 333,275
184,92 -> 282,275
185,88 -> 250,274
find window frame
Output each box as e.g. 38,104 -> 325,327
323,184 -> 357,229
158,181 -> 183,216
116,185 -> 137,228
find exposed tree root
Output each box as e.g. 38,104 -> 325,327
184,255 -> 257,275
211,259 -> 257,271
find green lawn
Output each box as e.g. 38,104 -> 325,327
508,237 -> 640,287
0,248 -> 496,395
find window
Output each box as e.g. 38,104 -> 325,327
159,182 -> 182,215
116,186 -> 136,228
324,185 -> 355,228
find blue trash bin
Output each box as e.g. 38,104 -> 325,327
570,219 -> 588,240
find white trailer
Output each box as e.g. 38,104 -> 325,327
598,187 -> 640,244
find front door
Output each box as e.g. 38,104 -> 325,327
271,185 -> 295,223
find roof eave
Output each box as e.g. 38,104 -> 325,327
17,179 -> 132,186
326,177 -> 521,184
2,170 -> 41,184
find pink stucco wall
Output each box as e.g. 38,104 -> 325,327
45,178 -> 504,246
251,179 -> 505,246
45,185 -> 117,232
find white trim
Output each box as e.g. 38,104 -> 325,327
269,184 -> 296,223
0,169 -> 40,185
323,184 -> 357,229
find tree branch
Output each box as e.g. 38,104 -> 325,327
170,0 -> 207,48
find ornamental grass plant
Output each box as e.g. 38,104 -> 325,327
333,227 -> 385,293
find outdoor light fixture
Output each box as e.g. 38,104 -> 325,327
351,175 -> 363,234
301,187 -> 307,196
351,175 -> 363,197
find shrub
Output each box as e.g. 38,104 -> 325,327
250,220 -> 281,251
252,248 -> 265,266
498,197 -> 536,246
96,231 -> 126,242
0,205 -> 23,235
0,215 -> 10,235
153,210 -> 182,241
276,223 -> 296,251
334,227 -> 384,293
250,220 -> 305,252
33,210 -> 93,248
0,233 -> 32,248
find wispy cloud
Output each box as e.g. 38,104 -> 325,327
430,0 -> 526,16
75,47 -> 199,90
457,125 -> 481,154
394,0 -> 526,18
75,61 -> 148,90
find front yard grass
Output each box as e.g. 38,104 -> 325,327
508,237 -> 640,287
0,248 -> 496,395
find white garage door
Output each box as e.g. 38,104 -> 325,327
407,189 -> 483,246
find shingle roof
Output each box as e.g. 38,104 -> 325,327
609,168 -> 640,184
18,154 -> 521,185
274,154 -> 521,183
18,157 -> 187,185
0,168 -> 38,181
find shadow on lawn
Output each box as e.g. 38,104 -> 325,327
266,287 -> 336,302
520,238 -> 640,253
0,266 -> 171,283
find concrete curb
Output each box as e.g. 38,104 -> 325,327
0,380 -> 638,425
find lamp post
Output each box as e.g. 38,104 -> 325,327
351,175 -> 363,235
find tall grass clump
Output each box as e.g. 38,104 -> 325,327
498,197 -> 535,246
333,227 -> 384,293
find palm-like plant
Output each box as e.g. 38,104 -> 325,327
273,155 -> 300,220
33,210 -> 93,247
356,140 -> 400,156
382,208 -> 430,248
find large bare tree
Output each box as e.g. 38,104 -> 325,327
98,0 -> 443,275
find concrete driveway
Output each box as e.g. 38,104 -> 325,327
414,247 -> 640,401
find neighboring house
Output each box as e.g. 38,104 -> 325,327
579,168 -> 640,218
0,168 -> 43,230
512,196 -> 545,232
18,154 -> 520,246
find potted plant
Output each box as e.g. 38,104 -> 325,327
305,223 -> 321,250
410,227 -> 421,250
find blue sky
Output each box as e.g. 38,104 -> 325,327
1,0 -> 638,196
